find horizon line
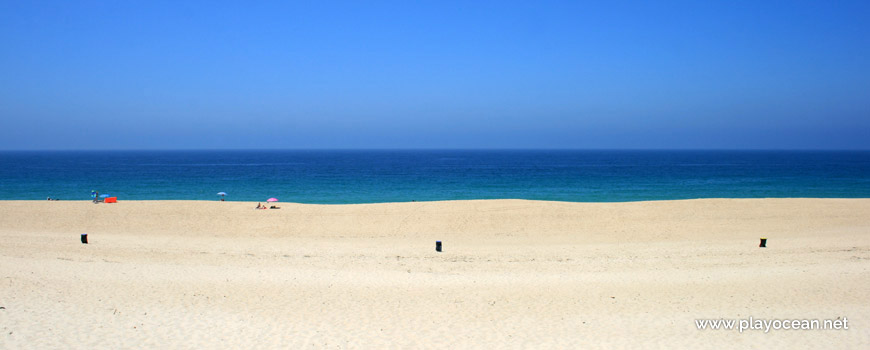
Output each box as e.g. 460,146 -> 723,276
0,148 -> 870,153
1,147 -> 869,152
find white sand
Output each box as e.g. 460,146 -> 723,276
0,199 -> 868,349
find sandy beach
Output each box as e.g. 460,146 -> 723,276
0,198 -> 868,349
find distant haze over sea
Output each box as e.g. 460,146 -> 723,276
1,150 -> 868,203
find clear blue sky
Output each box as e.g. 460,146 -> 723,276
1,0 -> 868,150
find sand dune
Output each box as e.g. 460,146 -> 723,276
1,199 -> 868,349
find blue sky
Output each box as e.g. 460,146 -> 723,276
1,0 -> 868,149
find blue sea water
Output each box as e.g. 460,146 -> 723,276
0,150 -> 868,203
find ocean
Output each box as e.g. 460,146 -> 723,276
0,150 -> 868,203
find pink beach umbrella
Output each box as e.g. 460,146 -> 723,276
266,198 -> 278,203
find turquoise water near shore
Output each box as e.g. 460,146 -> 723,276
1,150 -> 868,203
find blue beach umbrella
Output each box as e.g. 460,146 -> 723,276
217,192 -> 227,196
99,194 -> 110,198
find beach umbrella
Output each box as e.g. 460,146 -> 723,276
267,198 -> 278,202
99,194 -> 110,198
217,192 -> 227,196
